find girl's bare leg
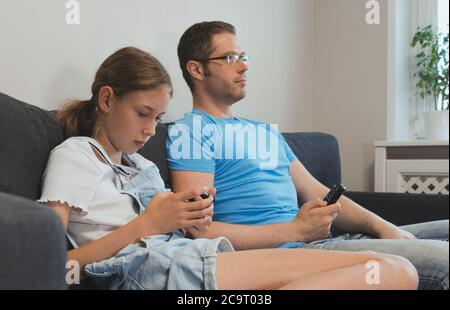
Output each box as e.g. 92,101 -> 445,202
279,262 -> 408,290
215,248 -> 418,290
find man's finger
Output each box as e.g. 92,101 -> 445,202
321,203 -> 341,215
305,197 -> 328,210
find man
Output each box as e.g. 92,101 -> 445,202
166,21 -> 448,289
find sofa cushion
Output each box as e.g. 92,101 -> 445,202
0,92 -> 65,200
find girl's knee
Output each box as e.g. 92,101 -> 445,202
379,254 -> 419,290
351,251 -> 418,289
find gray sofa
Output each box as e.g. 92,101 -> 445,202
0,91 -> 448,289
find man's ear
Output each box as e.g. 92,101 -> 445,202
97,86 -> 115,113
186,60 -> 207,82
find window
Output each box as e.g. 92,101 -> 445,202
387,0 -> 447,141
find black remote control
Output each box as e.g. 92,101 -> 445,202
188,192 -> 215,203
323,183 -> 346,205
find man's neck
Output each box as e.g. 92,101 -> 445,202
193,94 -> 233,118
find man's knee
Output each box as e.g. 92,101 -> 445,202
416,241 -> 449,289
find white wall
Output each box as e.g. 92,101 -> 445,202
312,0 -> 388,191
0,0 -> 314,132
1,0 -> 391,192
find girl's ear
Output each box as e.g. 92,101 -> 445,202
186,60 -> 207,82
97,86 -> 115,113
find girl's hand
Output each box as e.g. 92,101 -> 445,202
184,187 -> 216,237
136,188 -> 215,237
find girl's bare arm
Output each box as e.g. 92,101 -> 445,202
46,189 -> 213,270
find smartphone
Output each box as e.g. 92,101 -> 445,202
323,183 -> 346,205
188,192 -> 215,203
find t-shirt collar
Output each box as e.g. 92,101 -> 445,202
86,138 -> 135,176
192,107 -> 239,121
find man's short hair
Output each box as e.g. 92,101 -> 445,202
177,21 -> 236,92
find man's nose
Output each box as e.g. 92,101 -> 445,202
238,60 -> 248,73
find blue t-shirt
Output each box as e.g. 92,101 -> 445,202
166,109 -> 302,247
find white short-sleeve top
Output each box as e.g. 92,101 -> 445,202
37,136 -> 154,247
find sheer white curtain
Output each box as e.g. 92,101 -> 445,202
438,0 -> 449,34
409,0 -> 439,139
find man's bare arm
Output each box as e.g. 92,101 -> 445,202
289,161 -> 396,236
170,170 -> 301,250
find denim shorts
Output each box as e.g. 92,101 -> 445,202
84,230 -> 234,290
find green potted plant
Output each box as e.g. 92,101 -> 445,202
411,23 -> 449,140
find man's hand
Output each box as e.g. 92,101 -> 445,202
376,224 -> 417,240
292,197 -> 342,243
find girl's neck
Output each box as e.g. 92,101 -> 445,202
91,130 -> 122,166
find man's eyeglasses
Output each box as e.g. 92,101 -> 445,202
196,54 -> 249,64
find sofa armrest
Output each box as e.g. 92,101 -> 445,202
0,192 -> 67,289
345,191 -> 449,226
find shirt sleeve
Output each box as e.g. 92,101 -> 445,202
37,144 -> 103,213
166,122 -> 216,173
279,133 -> 299,163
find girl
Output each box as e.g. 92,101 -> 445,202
38,47 -> 418,290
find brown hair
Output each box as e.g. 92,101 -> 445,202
57,47 -> 173,137
177,21 -> 236,92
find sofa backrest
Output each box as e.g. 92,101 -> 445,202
283,132 -> 341,189
0,92 -> 342,201
153,127 -> 343,191
0,92 -> 65,199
